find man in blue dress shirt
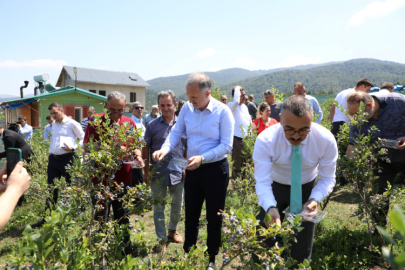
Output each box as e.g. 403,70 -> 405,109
294,82 -> 323,124
17,115 -> 33,140
153,72 -> 235,270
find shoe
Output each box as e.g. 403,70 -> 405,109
30,219 -> 45,229
205,262 -> 216,270
153,239 -> 167,252
168,230 -> 183,243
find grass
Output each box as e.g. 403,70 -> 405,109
0,184 -> 402,269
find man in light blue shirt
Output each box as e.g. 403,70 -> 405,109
294,82 -> 323,124
131,102 -> 145,137
43,115 -> 54,144
17,115 -> 33,140
153,72 -> 234,270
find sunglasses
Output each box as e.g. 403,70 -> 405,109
134,106 -> 144,110
221,99 -> 227,101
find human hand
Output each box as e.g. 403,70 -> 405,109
397,137 -> 405,150
186,155 -> 202,171
265,207 -> 281,227
0,162 -> 6,184
134,155 -> 145,169
301,200 -> 318,222
17,124 -> 22,129
6,161 -> 31,196
152,150 -> 165,162
63,143 -> 73,152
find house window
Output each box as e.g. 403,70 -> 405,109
74,107 -> 83,123
89,89 -> 96,93
99,90 -> 106,96
130,92 -> 136,102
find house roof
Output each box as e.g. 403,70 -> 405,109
0,86 -> 107,106
56,66 -> 150,88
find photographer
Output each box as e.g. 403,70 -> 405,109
17,116 -> 33,140
0,126 -> 33,161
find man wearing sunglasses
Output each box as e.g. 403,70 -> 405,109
220,95 -> 228,105
131,102 -> 146,187
253,95 -> 337,265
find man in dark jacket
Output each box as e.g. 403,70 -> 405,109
0,126 -> 33,161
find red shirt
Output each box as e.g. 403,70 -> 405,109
253,117 -> 278,135
84,113 -> 137,185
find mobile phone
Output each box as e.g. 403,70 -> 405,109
7,148 -> 22,177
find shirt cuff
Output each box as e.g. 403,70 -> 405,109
308,190 -> 324,204
161,146 -> 170,155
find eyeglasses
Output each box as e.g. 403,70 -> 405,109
284,129 -> 311,136
134,106 -> 144,110
221,99 -> 227,101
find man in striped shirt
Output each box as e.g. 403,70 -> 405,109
80,106 -> 95,131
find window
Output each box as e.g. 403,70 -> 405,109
99,90 -> 106,96
74,107 -> 83,123
89,89 -> 96,93
130,92 -> 136,102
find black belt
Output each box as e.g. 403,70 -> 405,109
51,152 -> 74,158
199,158 -> 226,169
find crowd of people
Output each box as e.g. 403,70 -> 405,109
0,72 -> 404,270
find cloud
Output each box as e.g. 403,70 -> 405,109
348,0 -> 405,25
0,59 -> 67,68
275,55 -> 321,68
233,57 -> 256,68
197,48 -> 215,58
208,67 -> 220,72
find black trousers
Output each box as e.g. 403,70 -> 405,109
183,159 -> 229,256
331,121 -> 345,138
255,180 -> 316,264
47,153 -> 75,205
131,168 -> 144,187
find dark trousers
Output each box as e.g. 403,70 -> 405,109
183,159 -> 229,256
331,121 -> 345,138
232,136 -> 244,178
47,153 -> 75,205
255,180 -> 316,264
131,168 -> 144,187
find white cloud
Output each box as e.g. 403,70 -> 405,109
208,67 -> 220,72
348,0 -> 405,25
197,48 -> 215,58
0,59 -> 67,68
275,55 -> 321,68
233,57 -> 256,68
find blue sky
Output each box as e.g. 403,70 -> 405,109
1,0 -> 405,96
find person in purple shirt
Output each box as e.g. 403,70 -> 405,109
152,72 -> 234,270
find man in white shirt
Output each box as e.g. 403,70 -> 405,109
329,78 -> 373,138
153,72 -> 234,270
253,95 -> 338,263
293,82 -> 323,124
375,81 -> 395,95
43,115 -> 53,143
31,102 -> 84,228
17,115 -> 33,140
228,86 -> 252,178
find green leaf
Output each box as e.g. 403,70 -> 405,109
22,247 -> 33,256
303,259 -> 310,267
382,247 -> 395,267
389,210 -> 405,233
45,244 -> 55,258
377,226 -> 394,244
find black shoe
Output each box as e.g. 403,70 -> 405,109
205,262 -> 215,270
30,219 -> 45,229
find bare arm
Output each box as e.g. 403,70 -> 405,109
330,104 -> 336,122
251,122 -> 258,132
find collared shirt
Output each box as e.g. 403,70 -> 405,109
246,102 -> 258,119
84,113 -> 137,185
253,123 -> 338,212
18,124 -> 33,140
144,115 -> 187,185
333,88 -> 355,123
372,89 -> 391,96
306,95 -> 323,124
269,100 -> 282,122
81,117 -> 89,131
349,93 -> 405,144
161,98 -> 234,163
43,124 -> 52,142
131,115 -> 145,137
145,113 -> 158,127
228,88 -> 252,138
49,116 -> 84,155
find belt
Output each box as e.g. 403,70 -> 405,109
199,158 -> 226,169
51,152 -> 74,158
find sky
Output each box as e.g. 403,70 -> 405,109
0,0 -> 405,96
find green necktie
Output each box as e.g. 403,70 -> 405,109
290,144 -> 302,214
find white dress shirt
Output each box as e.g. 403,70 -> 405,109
49,116 -> 84,155
333,88 -> 355,123
228,88 -> 252,138
253,122 -> 338,212
161,97 -> 235,163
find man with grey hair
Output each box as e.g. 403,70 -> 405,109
264,89 -> 282,122
145,105 -> 160,127
379,81 -> 395,94
131,101 -> 145,137
152,72 -> 234,270
253,95 -> 337,264
143,89 -> 186,252
80,106 -> 96,131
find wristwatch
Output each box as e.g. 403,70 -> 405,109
308,198 -> 320,205
201,155 -> 206,164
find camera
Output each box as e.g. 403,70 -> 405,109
8,121 -> 21,132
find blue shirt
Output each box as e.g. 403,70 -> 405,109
349,93 -> 405,144
144,115 -> 187,185
131,115 -> 145,137
306,95 -> 323,124
43,124 -> 52,143
161,98 -> 235,163
145,113 -> 158,128
18,124 -> 33,140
